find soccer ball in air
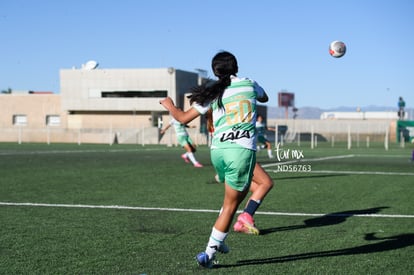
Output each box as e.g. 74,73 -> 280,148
329,40 -> 346,58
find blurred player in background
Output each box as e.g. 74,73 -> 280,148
256,114 -> 275,158
398,96 -> 406,120
160,118 -> 203,167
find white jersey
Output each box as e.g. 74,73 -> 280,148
256,121 -> 266,137
193,76 -> 266,150
169,118 -> 188,137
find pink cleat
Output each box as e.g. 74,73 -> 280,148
193,162 -> 203,168
233,221 -> 245,232
233,212 -> 260,235
181,154 -> 190,163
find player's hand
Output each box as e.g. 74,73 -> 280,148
159,97 -> 175,110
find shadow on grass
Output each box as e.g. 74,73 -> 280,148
260,207 -> 389,235
216,233 -> 414,268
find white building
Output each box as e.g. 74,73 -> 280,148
0,66 -> 210,144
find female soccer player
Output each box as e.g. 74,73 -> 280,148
256,114 -> 275,159
160,118 -> 203,167
160,51 -> 269,268
207,107 -> 274,235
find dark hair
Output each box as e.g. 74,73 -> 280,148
188,51 -> 238,109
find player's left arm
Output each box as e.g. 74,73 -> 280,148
254,81 -> 268,103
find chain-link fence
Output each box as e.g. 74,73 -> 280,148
266,119 -> 406,149
0,119 -> 409,149
0,126 -> 208,146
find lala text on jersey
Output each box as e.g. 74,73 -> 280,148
219,126 -> 251,142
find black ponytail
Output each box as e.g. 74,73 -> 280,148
188,51 -> 238,109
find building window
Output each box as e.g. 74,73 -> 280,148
46,115 -> 61,126
101,90 -> 168,98
13,115 -> 27,126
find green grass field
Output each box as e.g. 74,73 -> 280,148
0,142 -> 413,274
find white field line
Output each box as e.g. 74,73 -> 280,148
355,154 -> 411,158
308,170 -> 414,176
262,154 -> 414,176
1,202 -> 413,219
0,148 -> 168,156
261,154 -> 355,167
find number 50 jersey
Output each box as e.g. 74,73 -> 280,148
193,76 -> 267,151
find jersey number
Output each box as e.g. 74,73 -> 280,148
225,100 -> 252,125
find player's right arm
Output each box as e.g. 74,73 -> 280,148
160,97 -> 201,125
160,123 -> 171,134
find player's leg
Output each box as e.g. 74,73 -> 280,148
234,163 -> 274,234
197,181 -> 249,268
249,163 -> 274,201
265,140 -> 274,158
179,136 -> 202,167
197,149 -> 254,267
177,136 -> 191,163
183,140 -> 202,167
